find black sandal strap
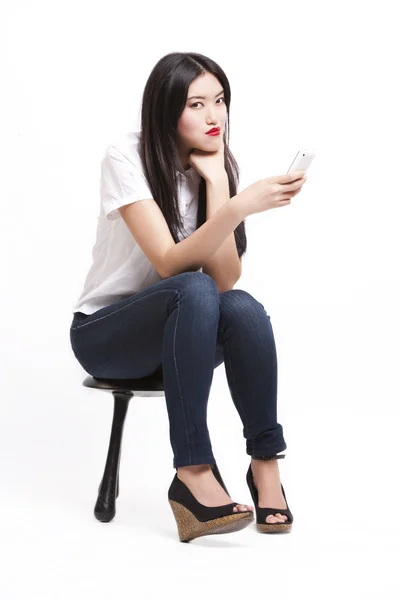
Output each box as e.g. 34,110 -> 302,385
210,462 -> 230,496
252,454 -> 286,461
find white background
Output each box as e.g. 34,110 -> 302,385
2,0 -> 399,598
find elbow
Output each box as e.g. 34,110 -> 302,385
217,282 -> 236,293
162,262 -> 203,280
216,274 -> 241,293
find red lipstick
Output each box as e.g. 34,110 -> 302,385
206,127 -> 220,136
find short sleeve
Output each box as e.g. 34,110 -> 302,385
100,144 -> 154,221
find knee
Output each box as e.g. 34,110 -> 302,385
220,289 -> 269,321
173,271 -> 219,304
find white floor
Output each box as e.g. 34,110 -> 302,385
2,292 -> 400,599
3,465 -> 399,600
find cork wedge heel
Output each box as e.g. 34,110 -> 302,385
168,465 -> 254,543
246,455 -> 294,534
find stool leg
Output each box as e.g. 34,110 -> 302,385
94,391 -> 133,522
98,472 -> 119,498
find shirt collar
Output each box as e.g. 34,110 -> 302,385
177,167 -> 201,183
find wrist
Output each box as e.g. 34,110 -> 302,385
205,171 -> 228,186
229,194 -> 248,222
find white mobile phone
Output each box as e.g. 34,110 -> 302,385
287,148 -> 315,174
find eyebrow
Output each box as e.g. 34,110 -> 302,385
187,89 -> 225,101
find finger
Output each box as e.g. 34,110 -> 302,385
281,186 -> 302,198
269,170 -> 305,184
280,178 -> 305,193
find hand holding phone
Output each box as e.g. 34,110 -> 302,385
236,148 -> 315,218
287,148 -> 315,174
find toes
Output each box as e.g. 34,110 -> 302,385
266,513 -> 288,524
275,513 -> 288,522
234,504 -> 252,513
266,515 -> 279,523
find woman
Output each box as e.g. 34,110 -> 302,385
70,51 -> 306,542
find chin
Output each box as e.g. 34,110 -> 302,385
200,136 -> 218,146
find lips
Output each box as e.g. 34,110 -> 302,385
206,127 -> 220,134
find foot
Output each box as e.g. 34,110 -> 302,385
250,458 -> 288,524
177,464 -> 254,514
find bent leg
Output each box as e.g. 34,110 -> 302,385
70,272 -> 222,468
217,289 -> 287,458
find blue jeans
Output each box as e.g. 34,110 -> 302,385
69,272 -> 287,468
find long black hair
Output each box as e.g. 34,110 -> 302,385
138,52 -> 247,258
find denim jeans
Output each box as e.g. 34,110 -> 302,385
69,271 -> 287,468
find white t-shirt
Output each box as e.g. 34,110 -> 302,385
72,131 -> 203,315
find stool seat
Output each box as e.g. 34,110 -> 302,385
82,374 -> 164,395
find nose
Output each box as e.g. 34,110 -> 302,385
206,106 -> 218,124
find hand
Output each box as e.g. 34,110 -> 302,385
238,171 -> 307,217
188,137 -> 226,183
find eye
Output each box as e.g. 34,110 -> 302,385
191,97 -> 225,108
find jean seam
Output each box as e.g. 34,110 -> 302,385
70,288 -> 182,331
172,290 -> 193,464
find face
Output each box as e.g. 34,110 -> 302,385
177,72 -> 227,169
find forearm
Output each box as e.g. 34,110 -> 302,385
163,183 -> 245,279
202,173 -> 242,291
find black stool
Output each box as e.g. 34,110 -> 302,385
83,365 -> 165,523
83,365 -> 229,524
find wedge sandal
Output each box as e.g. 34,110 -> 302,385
246,455 -> 294,533
168,465 -> 254,543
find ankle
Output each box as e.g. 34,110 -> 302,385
177,464 -> 212,478
251,457 -> 280,480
